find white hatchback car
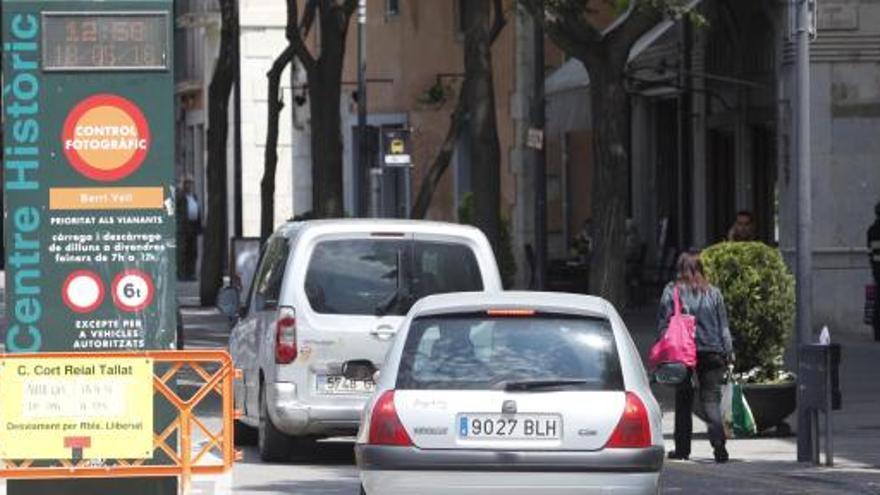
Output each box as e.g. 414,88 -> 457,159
227,220 -> 503,461
354,291 -> 664,495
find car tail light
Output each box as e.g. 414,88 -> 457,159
274,306 -> 297,364
486,309 -> 536,317
368,391 -> 413,447
605,392 -> 651,448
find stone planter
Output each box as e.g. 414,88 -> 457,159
741,381 -> 796,433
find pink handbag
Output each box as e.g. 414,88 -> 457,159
649,285 -> 697,369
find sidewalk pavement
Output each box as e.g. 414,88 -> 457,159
622,304 -> 880,493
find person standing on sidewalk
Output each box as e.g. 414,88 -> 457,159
176,178 -> 202,281
868,202 -> 880,341
657,251 -> 734,463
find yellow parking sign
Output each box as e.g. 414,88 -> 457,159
0,356 -> 154,460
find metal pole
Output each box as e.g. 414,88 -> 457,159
357,0 -> 370,217
795,0 -> 814,462
533,6 -> 547,290
233,0 -> 243,237
403,165 -> 412,219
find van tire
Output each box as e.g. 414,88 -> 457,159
258,385 -> 294,462
234,419 -> 257,446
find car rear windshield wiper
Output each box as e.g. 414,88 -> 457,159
501,379 -> 591,391
375,249 -> 408,316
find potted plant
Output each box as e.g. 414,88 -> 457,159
701,241 -> 797,434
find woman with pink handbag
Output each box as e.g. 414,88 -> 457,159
657,251 -> 734,463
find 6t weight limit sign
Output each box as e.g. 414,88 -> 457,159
111,270 -> 154,312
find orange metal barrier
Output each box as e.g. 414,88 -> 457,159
0,350 -> 240,490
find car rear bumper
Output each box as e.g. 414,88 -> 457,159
268,382 -> 367,436
360,471 -> 659,495
356,445 -> 664,473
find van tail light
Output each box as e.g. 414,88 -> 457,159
605,392 -> 651,448
274,306 -> 297,364
368,391 -> 413,447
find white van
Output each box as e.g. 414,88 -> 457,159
226,219 -> 503,461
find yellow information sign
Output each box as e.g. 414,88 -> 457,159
0,356 -> 154,460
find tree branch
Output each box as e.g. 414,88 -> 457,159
605,0 -> 666,55
489,0 -> 507,44
300,0 -> 318,37
520,0 -> 604,60
287,0 -> 317,71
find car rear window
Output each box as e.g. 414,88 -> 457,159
396,313 -> 624,391
305,240 -> 484,315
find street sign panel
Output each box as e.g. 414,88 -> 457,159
0,356 -> 154,460
382,128 -> 412,167
3,1 -> 177,354
3,1 -> 177,492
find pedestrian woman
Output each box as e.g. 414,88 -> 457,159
657,251 -> 734,463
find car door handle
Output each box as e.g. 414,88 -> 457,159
370,326 -> 397,341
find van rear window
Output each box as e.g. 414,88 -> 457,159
305,240 -> 483,315
396,314 -> 624,391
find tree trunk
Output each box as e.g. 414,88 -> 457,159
199,0 -> 237,306
308,8 -> 349,218
261,47 -> 295,241
588,63 -> 630,307
410,94 -> 467,219
464,0 -> 501,249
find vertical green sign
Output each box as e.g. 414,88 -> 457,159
3,1 -> 176,354
3,2 -> 177,493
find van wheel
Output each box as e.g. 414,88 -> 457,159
234,419 -> 257,446
258,385 -> 294,462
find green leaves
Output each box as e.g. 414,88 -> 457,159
702,242 -> 796,383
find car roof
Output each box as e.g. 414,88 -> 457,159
408,291 -> 613,320
274,218 -> 485,239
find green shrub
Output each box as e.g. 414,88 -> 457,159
702,242 -> 796,383
458,193 -> 516,288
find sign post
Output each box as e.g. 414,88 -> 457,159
3,1 -> 177,493
382,128 -> 413,218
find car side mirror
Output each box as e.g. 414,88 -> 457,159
217,285 -> 242,319
342,360 -> 377,381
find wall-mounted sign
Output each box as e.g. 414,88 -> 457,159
818,2 -> 859,31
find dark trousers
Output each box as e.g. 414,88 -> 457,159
178,228 -> 198,280
873,268 -> 880,341
674,352 -> 727,455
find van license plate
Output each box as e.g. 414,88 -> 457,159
458,414 -> 561,440
317,375 -> 375,394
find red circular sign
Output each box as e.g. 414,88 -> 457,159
62,270 -> 105,313
61,94 -> 151,182
111,269 -> 155,312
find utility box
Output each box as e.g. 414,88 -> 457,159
801,344 -> 842,411
800,343 -> 843,466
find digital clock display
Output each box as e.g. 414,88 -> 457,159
43,13 -> 168,71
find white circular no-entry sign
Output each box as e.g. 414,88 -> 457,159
62,270 -> 105,313
112,270 -> 155,312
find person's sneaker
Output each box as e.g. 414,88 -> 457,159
668,450 -> 690,461
713,445 -> 729,463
